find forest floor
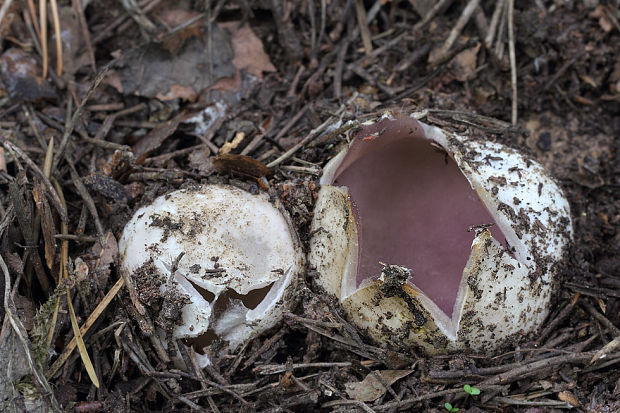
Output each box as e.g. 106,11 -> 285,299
0,0 -> 618,412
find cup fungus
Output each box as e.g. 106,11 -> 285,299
119,184 -> 304,355
309,113 -> 572,354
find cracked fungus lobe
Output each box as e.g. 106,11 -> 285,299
310,113 -> 572,354
119,184 -> 304,348
331,118 -> 508,317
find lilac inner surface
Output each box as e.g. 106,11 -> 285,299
332,117 -> 505,318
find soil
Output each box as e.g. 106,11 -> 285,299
0,1 -> 618,412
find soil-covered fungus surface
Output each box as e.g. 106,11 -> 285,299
0,1 -> 618,412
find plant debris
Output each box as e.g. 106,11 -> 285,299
0,1 -> 618,412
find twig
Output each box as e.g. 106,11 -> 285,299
494,0 -> 508,59
333,36 -> 350,99
52,64 -> 110,172
121,0 -> 157,35
412,0 -> 451,32
91,102 -> 146,142
479,353 -> 591,386
490,396 -> 573,408
308,0 -> 317,54
49,0 -> 62,75
375,388 -> 464,411
176,396 -> 206,412
242,328 -> 287,371
507,0 -> 517,124
255,361 -> 353,375
543,54 -> 581,91
581,300 -> 620,337
2,133 -> 68,225
323,399 -> 376,413
267,112 -> 340,168
426,109 -> 521,135
280,165 -> 321,175
81,137 -> 131,151
72,0 -> 96,72
350,31 -> 408,68
537,293 -> 580,343
1,212 -> 62,412
485,0 -> 504,48
354,0 -> 372,54
590,335 -> 620,365
271,104 -> 310,142
429,0 -> 480,65
474,5 -> 488,39
8,182 -> 52,293
287,65 -> 306,97
46,277 -> 125,379
54,233 -> 99,242
0,0 -> 14,34
91,0 -> 162,44
40,0 -> 48,78
66,158 -> 105,241
205,0 -> 213,85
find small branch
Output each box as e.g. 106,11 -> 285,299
267,112 -> 341,168
485,0 -> 504,49
354,0 -> 373,54
52,64 -> 110,172
1,213 -> 62,412
412,0 -> 451,32
507,0 -> 517,125
429,0 -> 480,65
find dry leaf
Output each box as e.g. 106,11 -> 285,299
155,9 -> 204,54
188,147 -> 214,174
452,43 -> 481,82
133,112 -> 187,162
558,390 -> 580,407
212,22 -> 276,92
33,183 -> 57,270
91,231 -> 119,288
228,23 -> 276,78
345,370 -> 413,402
0,48 -> 57,102
590,6 -> 613,33
114,23 -> 234,100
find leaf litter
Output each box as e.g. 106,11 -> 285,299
0,1 -> 618,412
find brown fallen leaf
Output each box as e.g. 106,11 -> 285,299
590,6 -> 613,33
557,390 -> 580,407
133,112 -> 187,163
114,22 -> 234,100
345,369 -> 413,402
212,22 -> 276,92
155,9 -> 204,54
452,42 -> 481,82
33,183 -> 57,270
0,48 -> 57,102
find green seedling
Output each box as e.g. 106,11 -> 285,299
444,402 -> 459,412
463,384 -> 481,396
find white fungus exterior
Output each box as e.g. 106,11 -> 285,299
119,184 -> 304,350
309,114 -> 573,355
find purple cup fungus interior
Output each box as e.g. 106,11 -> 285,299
331,117 -> 507,318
